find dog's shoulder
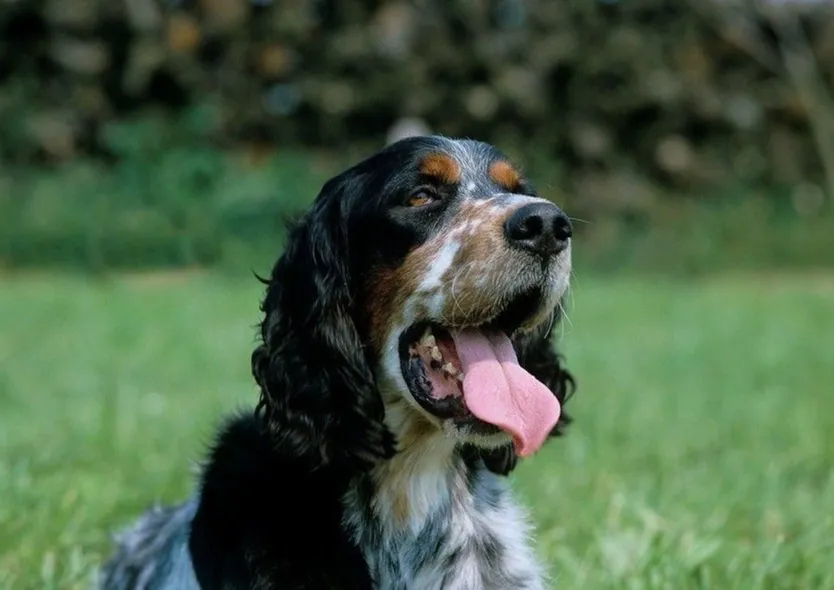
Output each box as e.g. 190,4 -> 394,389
188,412 -> 374,589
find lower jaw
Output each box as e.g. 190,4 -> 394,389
440,416 -> 512,451
448,415 -> 502,435
413,409 -> 508,450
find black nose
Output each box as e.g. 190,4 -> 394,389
503,202 -> 572,258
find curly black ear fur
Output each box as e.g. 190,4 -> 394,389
476,309 -> 576,476
251,174 -> 396,472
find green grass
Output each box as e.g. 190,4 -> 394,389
1,272 -> 833,589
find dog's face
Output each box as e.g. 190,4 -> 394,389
341,137 -> 572,455
253,135 -> 573,469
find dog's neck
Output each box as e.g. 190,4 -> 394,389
343,405 -> 547,589
369,397 -> 465,528
372,425 -> 462,530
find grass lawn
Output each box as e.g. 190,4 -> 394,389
1,272 -> 833,589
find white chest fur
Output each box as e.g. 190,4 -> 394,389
342,436 -> 547,590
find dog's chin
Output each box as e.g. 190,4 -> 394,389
396,285 -> 554,450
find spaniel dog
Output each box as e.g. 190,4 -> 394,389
100,135 -> 576,590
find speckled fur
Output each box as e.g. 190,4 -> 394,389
344,436 -> 547,590
98,136 -> 576,590
98,500 -> 200,589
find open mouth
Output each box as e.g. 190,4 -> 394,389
399,322 -> 470,420
397,288 -> 562,457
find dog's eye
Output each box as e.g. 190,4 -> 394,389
407,189 -> 439,208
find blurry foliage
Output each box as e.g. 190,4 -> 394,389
2,124 -> 832,274
1,104 -> 327,270
0,0 -> 833,272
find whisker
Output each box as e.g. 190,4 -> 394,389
448,258 -> 481,323
567,268 -> 580,314
544,312 -> 557,340
556,298 -> 574,343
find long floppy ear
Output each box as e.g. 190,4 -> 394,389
251,173 -> 395,471
477,309 -> 577,476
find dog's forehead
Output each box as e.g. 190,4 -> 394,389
416,138 -> 527,199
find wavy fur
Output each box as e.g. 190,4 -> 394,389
99,136 -> 576,590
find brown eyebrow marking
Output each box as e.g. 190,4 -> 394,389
419,152 -> 461,185
488,160 -> 523,192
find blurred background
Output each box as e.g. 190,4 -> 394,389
1,0 -> 833,588
2,0 -> 834,271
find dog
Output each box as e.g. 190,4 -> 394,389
99,135 -> 576,589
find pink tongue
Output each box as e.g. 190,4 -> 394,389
450,329 -> 560,457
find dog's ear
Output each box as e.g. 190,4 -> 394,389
251,172 -> 395,471
478,310 -> 576,476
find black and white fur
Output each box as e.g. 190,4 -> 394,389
99,136 -> 576,590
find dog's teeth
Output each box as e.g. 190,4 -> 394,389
423,334 -> 436,348
430,346 -> 443,362
442,362 -> 456,375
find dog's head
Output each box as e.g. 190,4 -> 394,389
253,136 -> 574,473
